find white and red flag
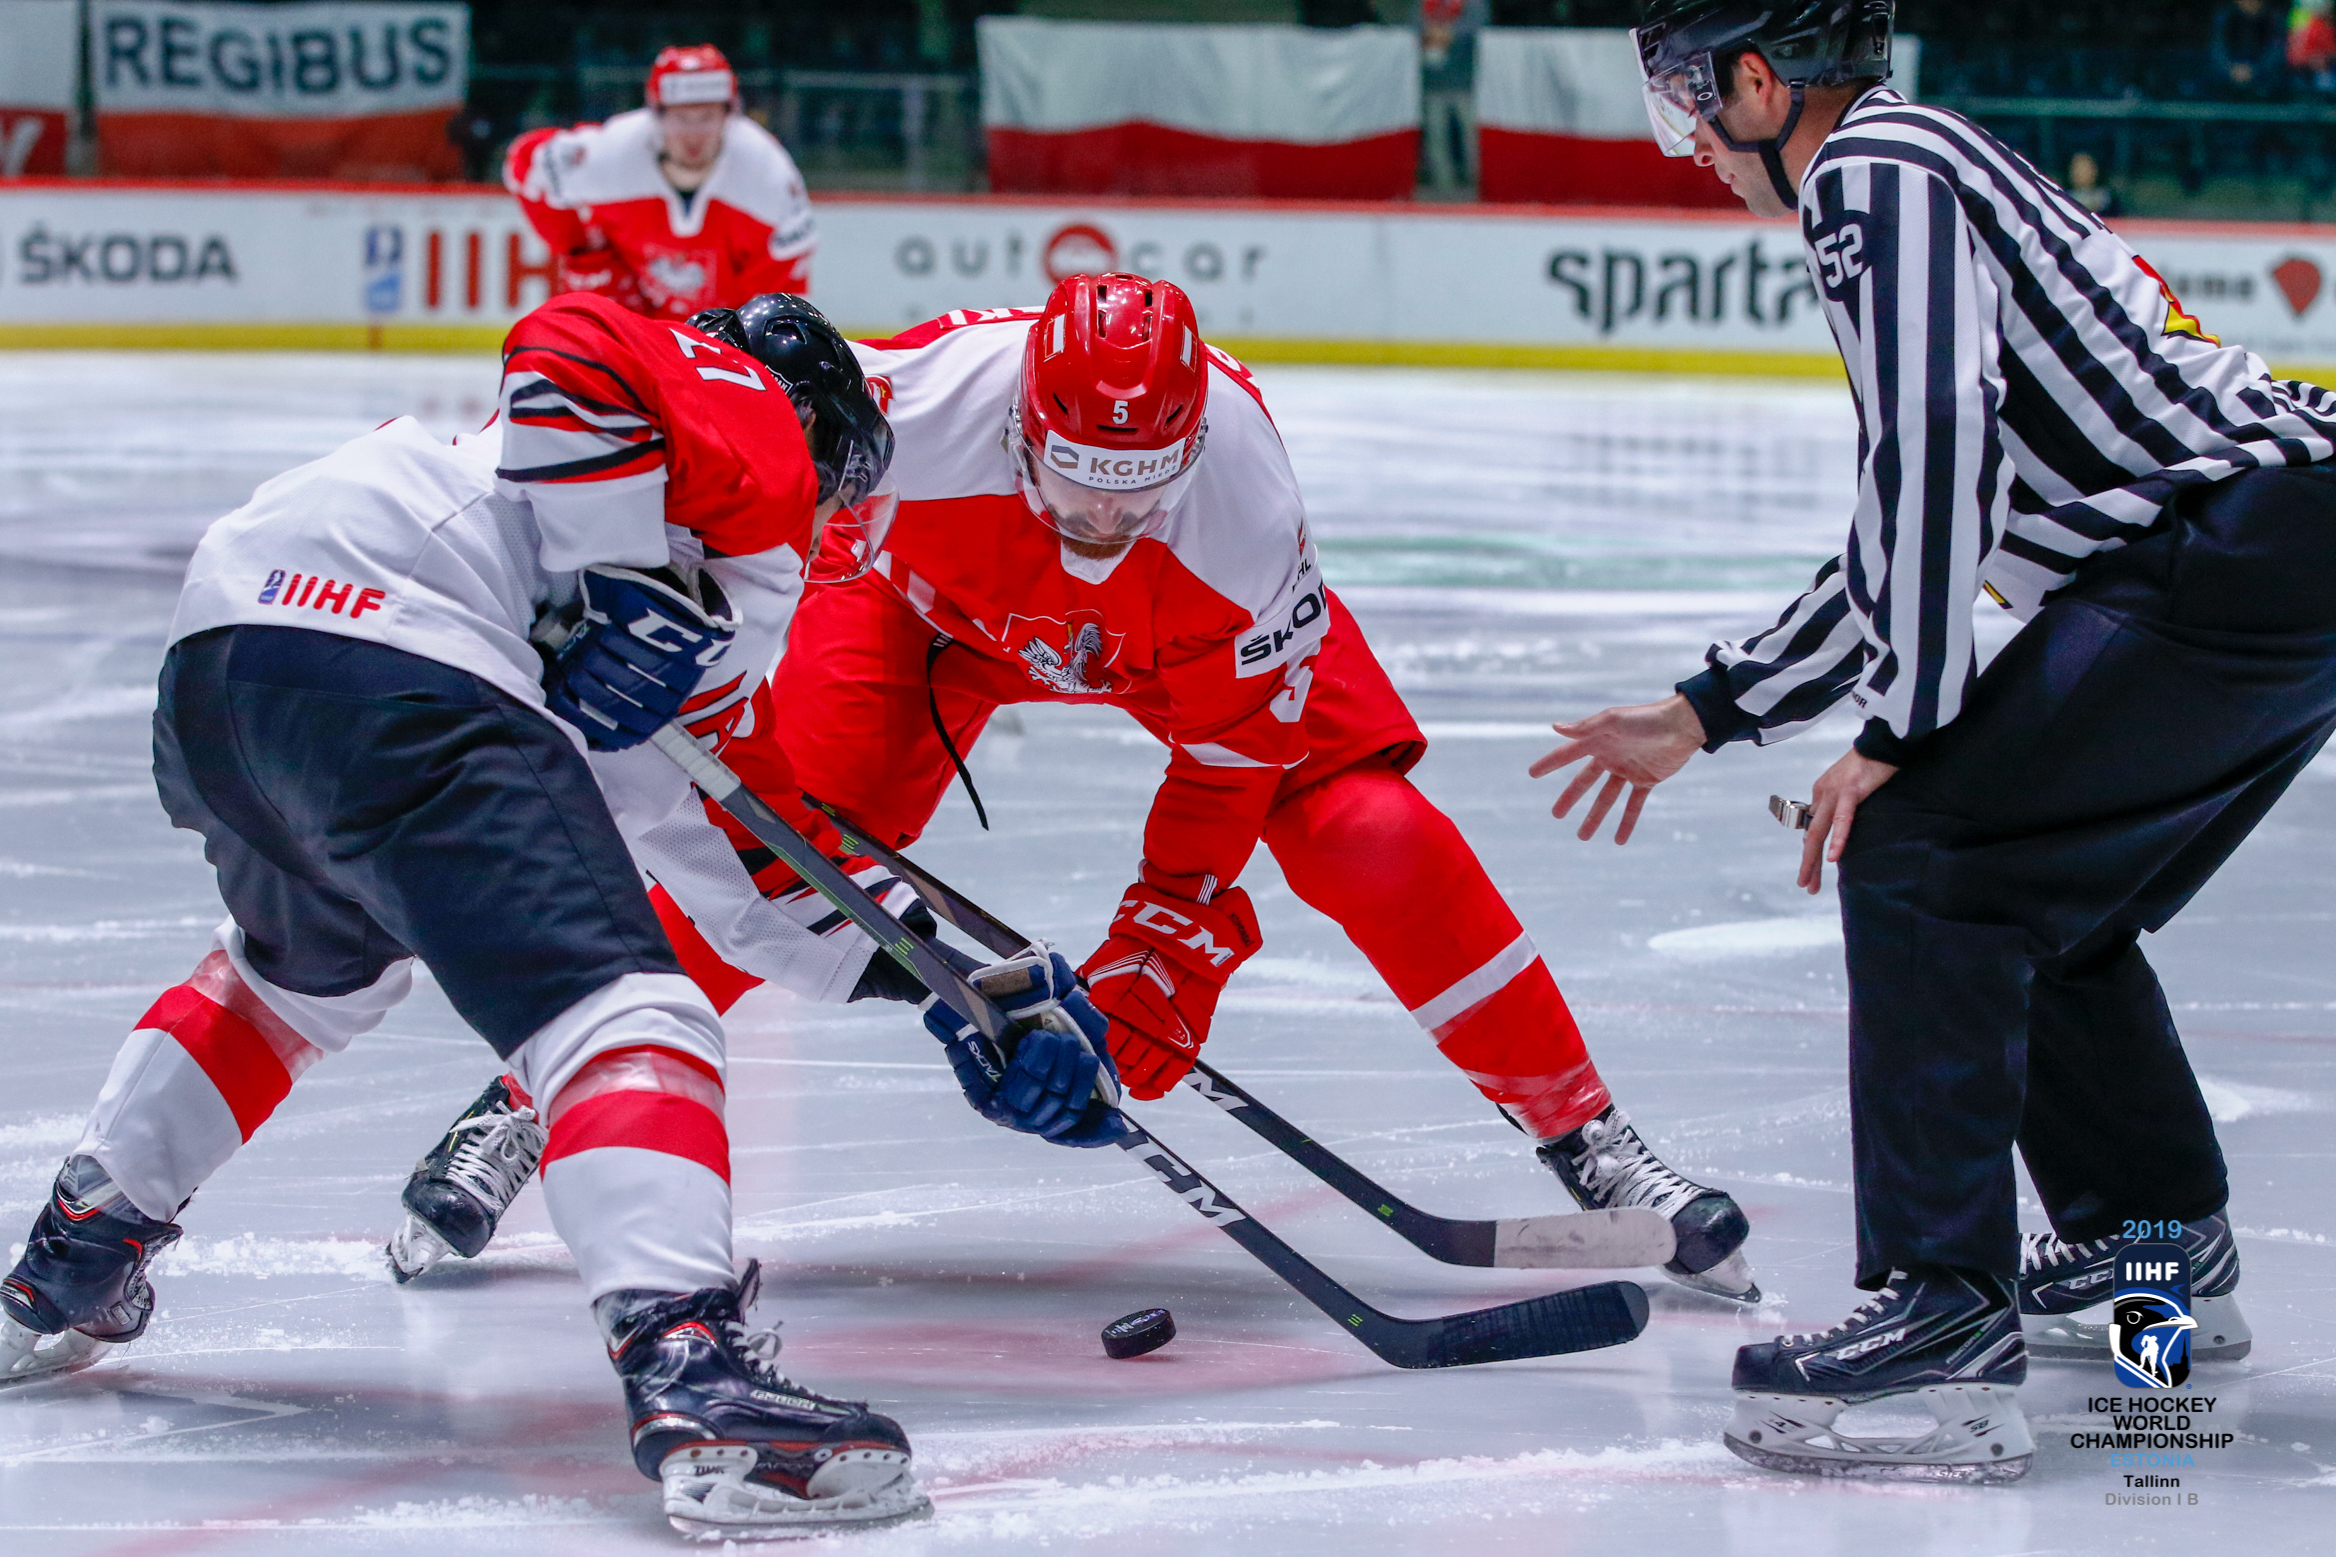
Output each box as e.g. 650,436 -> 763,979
978,17 -> 1420,201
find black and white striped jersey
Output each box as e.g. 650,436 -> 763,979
1683,86 -> 2336,756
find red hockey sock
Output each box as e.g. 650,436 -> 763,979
1263,763 -> 1611,1139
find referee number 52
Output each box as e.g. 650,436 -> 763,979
1814,225 -> 1867,291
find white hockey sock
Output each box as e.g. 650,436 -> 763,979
76,919 -> 413,1220
512,974 -> 735,1300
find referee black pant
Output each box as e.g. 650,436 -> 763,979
1838,465 -> 2336,1288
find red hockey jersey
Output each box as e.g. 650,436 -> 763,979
505,108 -> 817,321
851,309 -> 1330,889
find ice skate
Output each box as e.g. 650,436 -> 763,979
2018,1212 -> 2252,1362
0,1156 -> 181,1387
1538,1104 -> 1758,1301
602,1263 -> 930,1539
386,1076 -> 547,1282
1725,1266 -> 2031,1483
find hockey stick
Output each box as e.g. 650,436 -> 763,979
804,796 -> 1674,1272
651,726 -> 1649,1366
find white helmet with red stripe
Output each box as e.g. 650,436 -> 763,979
646,44 -> 738,110
1010,273 -> 1209,549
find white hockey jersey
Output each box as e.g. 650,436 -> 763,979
167,296 -> 871,1004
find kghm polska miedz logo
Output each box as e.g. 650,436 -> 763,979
2112,1240 -> 2195,1390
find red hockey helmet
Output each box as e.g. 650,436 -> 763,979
647,45 -> 738,109
1012,273 -> 1209,548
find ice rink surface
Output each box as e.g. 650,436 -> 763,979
2,353 -> 2332,1554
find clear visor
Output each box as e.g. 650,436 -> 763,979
1014,434 -> 1204,548
1633,30 -> 1721,158
804,490 -> 898,585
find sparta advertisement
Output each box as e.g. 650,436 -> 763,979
8,184 -> 2336,375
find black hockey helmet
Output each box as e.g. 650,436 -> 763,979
689,294 -> 894,507
1634,1 -> 1895,206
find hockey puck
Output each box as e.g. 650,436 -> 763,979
1101,1307 -> 1175,1359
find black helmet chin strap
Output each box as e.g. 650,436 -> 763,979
1754,84 -> 1807,211
1707,79 -> 1809,211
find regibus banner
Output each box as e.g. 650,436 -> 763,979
0,1 -> 79,178
91,1 -> 468,179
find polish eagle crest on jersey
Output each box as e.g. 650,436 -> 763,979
1012,612 -> 1122,695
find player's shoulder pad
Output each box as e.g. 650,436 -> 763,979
519,110 -> 666,208
857,306 -> 1043,354
851,315 -> 1031,501
1155,353 -> 1311,630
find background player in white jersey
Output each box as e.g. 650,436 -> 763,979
0,292 -> 938,1539
585,273 -> 1757,1302
506,45 -> 817,321
1539,0 -> 2336,1479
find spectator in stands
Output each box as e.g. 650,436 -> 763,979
2213,0 -> 2291,94
1418,0 -> 1488,193
2066,150 -> 2123,217
2293,0 -> 2336,92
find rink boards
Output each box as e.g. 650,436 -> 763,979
4,177 -> 2336,378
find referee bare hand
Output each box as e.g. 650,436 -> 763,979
1530,694 -> 1706,844
1800,748 -> 1898,894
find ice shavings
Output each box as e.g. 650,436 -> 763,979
344,1495 -> 602,1528
0,915 -> 212,943
2194,1074 -> 2316,1123
153,1234 -> 402,1280
0,1113 -> 83,1152
1646,916 -> 1843,958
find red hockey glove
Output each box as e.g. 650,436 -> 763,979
1078,865 -> 1262,1100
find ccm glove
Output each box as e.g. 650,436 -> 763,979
923,950 -> 1130,1147
1078,865 -> 1262,1100
543,565 -> 737,751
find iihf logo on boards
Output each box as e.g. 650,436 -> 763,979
2111,1241 -> 2196,1390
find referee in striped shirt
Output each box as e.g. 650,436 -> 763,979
1538,0 -> 2336,1476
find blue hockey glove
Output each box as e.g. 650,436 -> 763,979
543,565 -> 737,751
924,950 -> 1132,1148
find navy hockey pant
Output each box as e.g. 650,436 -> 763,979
1839,466 -> 2336,1287
153,626 -> 680,1058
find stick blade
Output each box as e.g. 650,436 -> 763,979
1491,1207 -> 1676,1269
1385,1280 -> 1649,1369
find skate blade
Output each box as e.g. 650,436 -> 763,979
2023,1291 -> 2252,1362
663,1443 -> 932,1540
1724,1383 -> 2033,1483
1666,1248 -> 1761,1304
0,1315 -> 115,1388
385,1216 -> 456,1284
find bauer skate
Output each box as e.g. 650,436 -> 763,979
386,1076 -> 546,1282
1726,1266 -> 2032,1483
2018,1211 -> 2252,1362
1538,1104 -> 1758,1301
601,1263 -> 930,1539
0,1156 -> 181,1387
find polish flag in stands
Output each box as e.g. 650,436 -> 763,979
1476,29 -> 1918,208
978,17 -> 1420,201
0,1 -> 77,176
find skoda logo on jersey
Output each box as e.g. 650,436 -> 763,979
2111,1241 -> 2195,1390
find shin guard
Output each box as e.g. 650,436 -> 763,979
1264,764 -> 1610,1138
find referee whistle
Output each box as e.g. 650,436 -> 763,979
1769,795 -> 1813,831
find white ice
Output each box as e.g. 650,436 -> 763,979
2,354 -> 2331,1554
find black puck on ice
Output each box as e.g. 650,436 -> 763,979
1101,1307 -> 1175,1359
